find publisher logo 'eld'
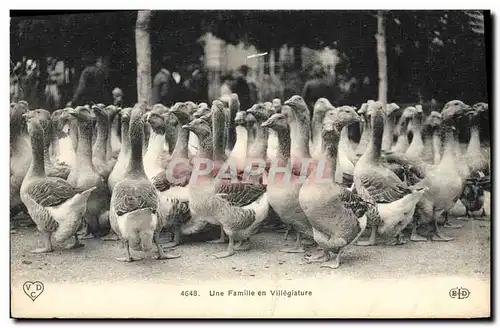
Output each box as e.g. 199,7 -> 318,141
449,287 -> 470,299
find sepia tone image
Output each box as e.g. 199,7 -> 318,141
9,9 -> 491,318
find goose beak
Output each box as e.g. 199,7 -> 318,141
354,114 -> 363,123
67,108 -> 78,116
181,124 -> 192,130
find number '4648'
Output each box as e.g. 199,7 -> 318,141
181,290 -> 198,297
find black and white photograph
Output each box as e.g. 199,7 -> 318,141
8,6 -> 492,319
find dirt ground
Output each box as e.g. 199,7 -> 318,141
11,217 -> 490,285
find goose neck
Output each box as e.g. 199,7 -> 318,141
363,115 -> 383,162
28,130 -> 45,178
172,127 -> 189,159
121,121 -> 131,155
126,120 -> 146,176
382,115 -> 395,151
76,121 -> 94,168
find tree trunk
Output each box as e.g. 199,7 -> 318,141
376,10 -> 388,105
135,10 -> 153,106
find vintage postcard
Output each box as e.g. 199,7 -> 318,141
9,8 -> 491,319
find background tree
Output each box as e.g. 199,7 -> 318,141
135,10 -> 153,106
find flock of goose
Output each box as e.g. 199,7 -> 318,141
10,94 -> 490,269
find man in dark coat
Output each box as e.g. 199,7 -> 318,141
184,62 -> 208,104
68,56 -> 107,106
302,64 -> 334,118
230,65 -> 251,111
152,55 -> 186,106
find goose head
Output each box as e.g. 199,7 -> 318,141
366,101 -> 386,129
104,105 -> 120,122
394,106 -> 415,136
473,102 -> 488,115
245,112 -> 257,127
323,106 -> 363,135
385,102 -> 401,117
323,106 -> 362,144
284,95 -> 309,120
185,101 -> 199,115
263,102 -> 276,116
424,111 -> 443,133
182,118 -> 211,139
246,103 -> 270,123
193,102 -> 210,118
147,111 -> 166,134
234,111 -> 247,126
120,107 -> 133,124
152,103 -> 168,115
470,102 -> 489,122
22,108 -> 52,128
51,108 -> 72,133
25,116 -> 44,142
272,98 -> 282,113
261,113 -> 289,134
314,98 -> 332,115
92,104 -> 108,123
169,102 -> 192,125
68,105 -> 96,125
10,101 -> 29,122
441,100 -> 473,126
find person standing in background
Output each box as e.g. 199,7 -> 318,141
67,56 -> 107,107
112,87 -> 124,106
302,64 -> 334,118
45,56 -> 64,111
230,65 -> 251,111
220,73 -> 233,98
152,55 -> 186,106
184,59 -> 208,104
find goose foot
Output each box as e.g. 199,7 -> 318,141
77,232 -> 95,240
473,209 -> 487,220
356,227 -> 377,246
155,232 -> 181,259
116,256 -> 139,262
410,232 -> 428,242
320,251 -> 341,269
31,247 -> 53,253
213,236 -> 235,259
281,231 -> 305,253
212,250 -> 236,258
280,246 -> 305,253
32,232 -> 53,253
207,226 -> 227,244
283,228 -> 290,240
385,234 -> 408,246
304,250 -> 329,263
116,241 -> 139,262
443,221 -> 462,229
431,231 -> 453,242
301,238 -> 316,246
65,234 -> 84,249
207,238 -> 226,244
101,231 -> 119,241
234,239 -> 251,251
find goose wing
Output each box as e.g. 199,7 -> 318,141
359,168 -> 412,204
27,178 -> 80,207
113,180 -> 159,215
215,182 -> 266,207
151,165 -> 191,191
340,187 -> 383,226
